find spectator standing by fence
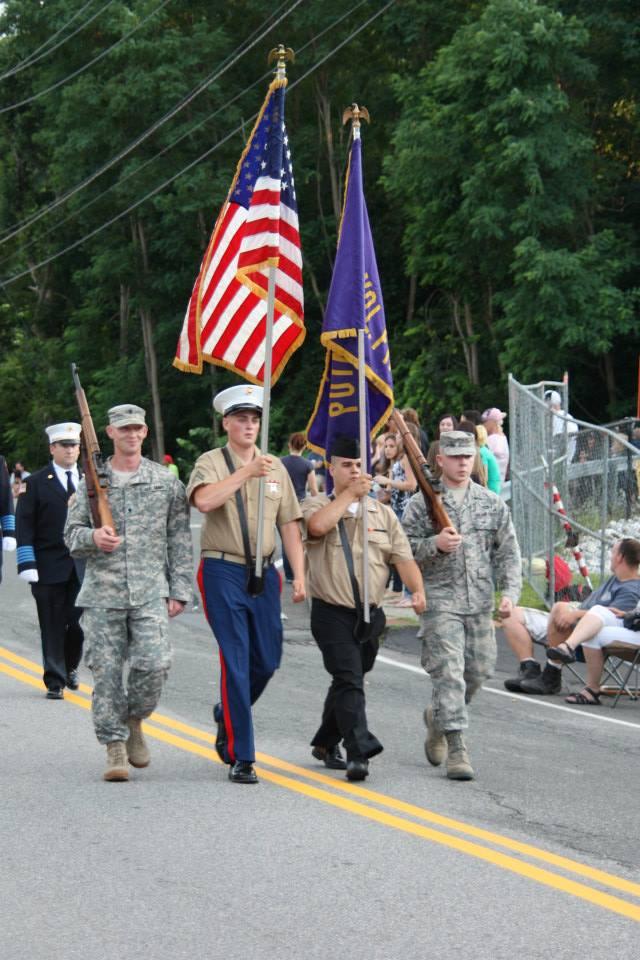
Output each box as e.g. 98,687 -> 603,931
481,408 -> 509,483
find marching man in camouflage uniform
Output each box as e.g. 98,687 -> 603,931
65,405 -> 192,782
402,431 -> 521,781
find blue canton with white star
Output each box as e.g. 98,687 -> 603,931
232,85 -> 297,213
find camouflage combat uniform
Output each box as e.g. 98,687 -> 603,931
402,482 -> 521,731
64,458 -> 192,743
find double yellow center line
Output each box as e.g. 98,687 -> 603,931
1,642 -> 639,924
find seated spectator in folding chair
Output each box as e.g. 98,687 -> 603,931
502,538 -> 640,695
546,602 -> 640,705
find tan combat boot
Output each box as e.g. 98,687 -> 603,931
104,741 -> 129,782
126,718 -> 150,768
423,705 -> 447,766
445,731 -> 474,781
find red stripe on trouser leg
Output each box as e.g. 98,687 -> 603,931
199,558 -> 236,761
219,651 -> 236,763
197,559 -> 209,622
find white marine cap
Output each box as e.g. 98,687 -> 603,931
544,389 -> 562,406
214,384 -> 264,416
45,422 -> 81,444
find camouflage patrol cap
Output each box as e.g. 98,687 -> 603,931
108,404 -> 146,427
439,430 -> 476,456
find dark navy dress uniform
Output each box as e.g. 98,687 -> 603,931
16,464 -> 84,691
187,445 -> 301,766
0,454 -> 16,583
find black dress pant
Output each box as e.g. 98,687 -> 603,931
31,571 -> 83,690
310,598 -> 385,761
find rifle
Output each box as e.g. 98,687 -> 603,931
71,363 -> 116,531
388,408 -> 454,533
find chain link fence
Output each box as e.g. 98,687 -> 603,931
507,376 -> 640,606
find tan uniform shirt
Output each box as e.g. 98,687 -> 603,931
302,495 -> 414,608
186,446 -> 301,558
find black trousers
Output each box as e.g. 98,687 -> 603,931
310,598 -> 386,761
31,572 -> 84,690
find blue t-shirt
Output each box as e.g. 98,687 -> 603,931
281,455 -> 314,501
582,576 -> 640,612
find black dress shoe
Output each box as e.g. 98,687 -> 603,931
66,670 -> 79,690
46,688 -> 64,700
229,761 -> 258,784
213,703 -> 229,764
346,759 -> 369,782
312,744 -> 347,770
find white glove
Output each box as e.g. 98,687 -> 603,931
2,536 -> 16,552
19,568 -> 39,583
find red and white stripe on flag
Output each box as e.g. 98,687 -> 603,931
174,78 -> 305,384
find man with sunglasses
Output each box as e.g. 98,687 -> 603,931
15,423 -> 85,700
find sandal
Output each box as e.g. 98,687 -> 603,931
565,687 -> 601,706
547,642 -> 576,664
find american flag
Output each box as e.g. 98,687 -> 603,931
174,79 -> 305,383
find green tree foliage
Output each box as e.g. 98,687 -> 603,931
0,0 -> 638,470
385,0 -> 639,421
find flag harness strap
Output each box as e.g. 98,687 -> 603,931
331,495 -> 377,643
221,446 -> 268,597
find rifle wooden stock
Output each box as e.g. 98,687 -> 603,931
71,364 -> 115,531
388,408 -> 454,533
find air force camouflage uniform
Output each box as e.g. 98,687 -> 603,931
64,454 -> 192,744
402,460 -> 521,733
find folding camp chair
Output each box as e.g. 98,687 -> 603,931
601,644 -> 640,707
532,636 -> 587,687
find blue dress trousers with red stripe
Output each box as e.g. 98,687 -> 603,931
198,558 -> 282,763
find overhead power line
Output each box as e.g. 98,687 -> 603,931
0,0 -> 371,269
0,0 -> 304,245
0,0 -> 395,289
0,0 -> 173,115
0,1 -> 116,82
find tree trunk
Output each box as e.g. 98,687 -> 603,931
139,304 -> 164,461
119,283 -> 130,358
314,77 -> 341,223
406,272 -> 417,325
602,352 -> 617,411
463,300 -> 479,385
132,216 -> 165,460
450,294 -> 479,385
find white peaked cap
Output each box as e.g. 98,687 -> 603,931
214,384 -> 264,416
45,422 -> 81,443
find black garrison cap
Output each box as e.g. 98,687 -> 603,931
329,435 -> 360,459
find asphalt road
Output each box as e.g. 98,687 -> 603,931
1,516 -> 639,959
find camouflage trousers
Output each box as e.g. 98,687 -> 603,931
81,599 -> 172,744
421,610 -> 496,732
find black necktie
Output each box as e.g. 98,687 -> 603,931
66,471 -> 75,497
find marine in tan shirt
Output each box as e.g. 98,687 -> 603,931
187,384 -> 306,785
302,435 -> 425,783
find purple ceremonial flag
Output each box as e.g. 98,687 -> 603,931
306,134 -> 394,472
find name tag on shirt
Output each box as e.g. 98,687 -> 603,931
267,481 -> 280,495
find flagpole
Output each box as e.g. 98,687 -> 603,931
255,44 -> 293,581
346,103 -> 372,624
358,327 -> 370,622
255,263 -> 276,579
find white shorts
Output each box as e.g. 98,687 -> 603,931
580,605 -> 640,650
521,607 -> 550,645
